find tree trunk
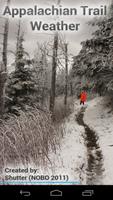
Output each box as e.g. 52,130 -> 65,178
0,0 -> 10,116
15,20 -> 21,70
2,0 -> 10,70
70,82 -> 73,96
64,43 -> 68,106
0,71 -> 7,117
2,18 -> 9,71
49,33 -> 58,115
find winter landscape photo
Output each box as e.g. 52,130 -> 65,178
0,0 -> 113,185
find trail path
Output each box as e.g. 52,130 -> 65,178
76,107 -> 104,185
47,98 -> 113,185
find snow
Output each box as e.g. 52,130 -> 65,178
38,96 -> 113,185
45,101 -> 87,185
84,96 -> 113,185
47,96 -> 113,185
2,96 -> 113,185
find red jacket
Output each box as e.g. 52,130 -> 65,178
80,92 -> 87,102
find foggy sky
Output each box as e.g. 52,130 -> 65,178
0,0 -> 112,68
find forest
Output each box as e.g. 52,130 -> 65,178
0,0 -> 113,185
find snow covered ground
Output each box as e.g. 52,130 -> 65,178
47,96 -> 113,185
84,96 -> 113,185
2,96 -> 113,185
46,101 -> 87,185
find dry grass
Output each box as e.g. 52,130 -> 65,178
0,97 -> 74,181
0,109 -> 61,176
53,96 -> 74,123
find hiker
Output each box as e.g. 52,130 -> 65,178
80,90 -> 87,105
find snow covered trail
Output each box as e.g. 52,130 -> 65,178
84,97 -> 113,185
1,97 -> 112,185
46,101 -> 87,185
45,97 -> 113,185
76,107 -> 104,185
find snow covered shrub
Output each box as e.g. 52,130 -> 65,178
5,66 -> 36,114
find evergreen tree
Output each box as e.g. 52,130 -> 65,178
6,34 -> 36,114
71,3 -> 113,96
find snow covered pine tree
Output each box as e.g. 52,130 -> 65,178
6,34 -> 36,114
